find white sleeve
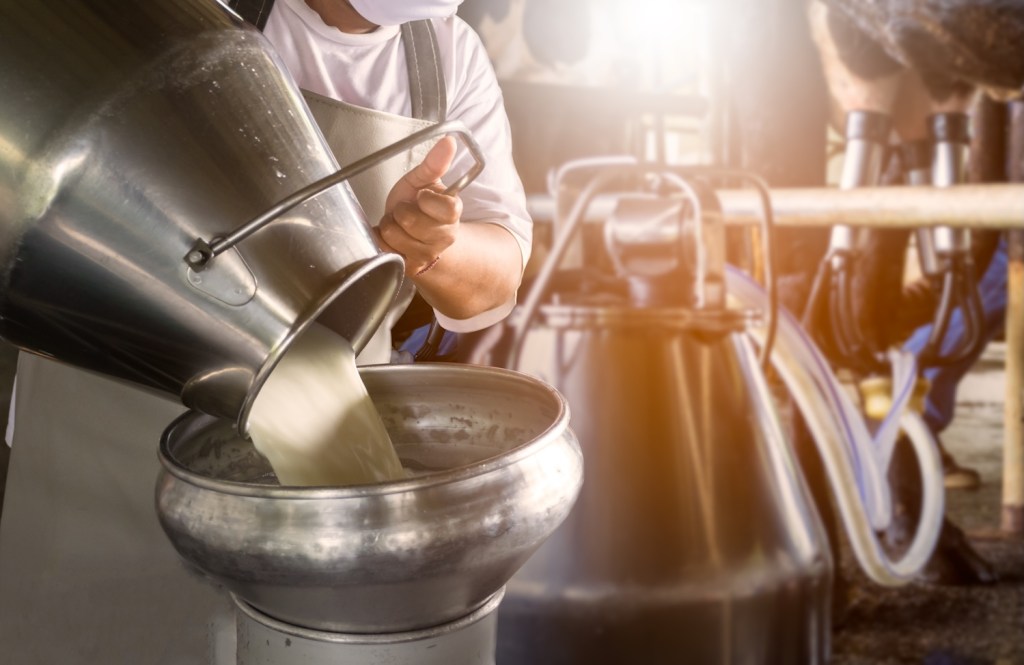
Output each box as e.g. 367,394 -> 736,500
432,17 -> 532,332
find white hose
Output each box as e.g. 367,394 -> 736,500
726,268 -> 945,585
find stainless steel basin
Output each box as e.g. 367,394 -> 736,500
156,364 -> 583,633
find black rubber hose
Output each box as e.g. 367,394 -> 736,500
414,319 -> 446,362
940,260 -> 985,367
920,268 -> 957,366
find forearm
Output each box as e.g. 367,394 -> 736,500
411,221 -> 523,321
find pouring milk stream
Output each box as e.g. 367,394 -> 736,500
247,323 -> 406,486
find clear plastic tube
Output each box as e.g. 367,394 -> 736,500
726,268 -> 945,585
527,154 -> 944,585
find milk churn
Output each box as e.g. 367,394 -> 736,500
492,165 -> 833,664
0,0 -> 482,426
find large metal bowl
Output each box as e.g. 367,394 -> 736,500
156,364 -> 582,633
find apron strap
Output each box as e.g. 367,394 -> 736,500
400,20 -> 448,122
228,2 -> 447,124
397,21 -> 449,358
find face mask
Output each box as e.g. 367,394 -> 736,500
347,0 -> 464,26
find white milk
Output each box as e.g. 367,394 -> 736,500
247,323 -> 406,486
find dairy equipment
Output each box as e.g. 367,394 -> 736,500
913,112 -> 985,366
803,109 -> 983,368
802,110 -> 892,372
487,163 -> 835,664
0,2 -> 583,663
158,363 -> 583,664
479,154 -> 948,663
0,0 -> 480,426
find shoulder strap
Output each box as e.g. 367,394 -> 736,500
400,20 -> 447,122
227,0 -> 276,31
395,20 -> 450,351
227,5 -> 446,123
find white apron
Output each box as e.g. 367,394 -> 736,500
0,23 -> 445,664
304,89 -> 436,365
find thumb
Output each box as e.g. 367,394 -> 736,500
385,136 -> 458,211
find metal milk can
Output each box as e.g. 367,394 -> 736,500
491,166 -> 833,664
0,0 -> 481,426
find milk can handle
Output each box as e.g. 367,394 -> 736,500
185,120 -> 485,270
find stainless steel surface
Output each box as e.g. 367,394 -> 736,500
499,319 -> 833,664
603,183 -> 727,309
838,138 -> 888,191
187,119 -> 486,268
498,163 -> 831,663
931,140 -> 970,188
0,1 -> 404,425
527,184 -> 1024,230
235,591 -> 502,665
508,164 -> 751,372
830,136 -> 887,251
905,163 -> 942,276
156,364 -> 583,634
931,136 -> 972,254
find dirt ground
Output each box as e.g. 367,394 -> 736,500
832,344 -> 1024,665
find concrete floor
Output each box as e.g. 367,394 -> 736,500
0,342 -> 1019,663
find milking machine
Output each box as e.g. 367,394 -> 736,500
801,110 -> 892,373
489,162 -> 816,663
479,156 -> 947,663
788,108 -> 987,579
912,112 -> 986,367
791,108 -> 987,553
752,109 -> 987,576
0,2 -> 584,662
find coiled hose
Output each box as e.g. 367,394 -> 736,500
728,267 -> 945,586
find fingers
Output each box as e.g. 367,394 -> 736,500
385,137 -> 458,210
377,189 -> 460,274
377,136 -> 462,275
416,188 -> 463,227
386,192 -> 460,242
377,215 -> 450,273
417,136 -> 457,187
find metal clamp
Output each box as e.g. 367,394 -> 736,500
185,120 -> 486,270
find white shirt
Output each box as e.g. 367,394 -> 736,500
263,0 -> 532,333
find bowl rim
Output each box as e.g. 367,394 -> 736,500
158,363 -> 572,499
233,589 -> 505,643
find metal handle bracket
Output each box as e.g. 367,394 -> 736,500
185,120 -> 485,270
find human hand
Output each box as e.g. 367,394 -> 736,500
376,136 -> 463,277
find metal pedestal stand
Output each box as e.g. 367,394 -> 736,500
235,589 -> 503,665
